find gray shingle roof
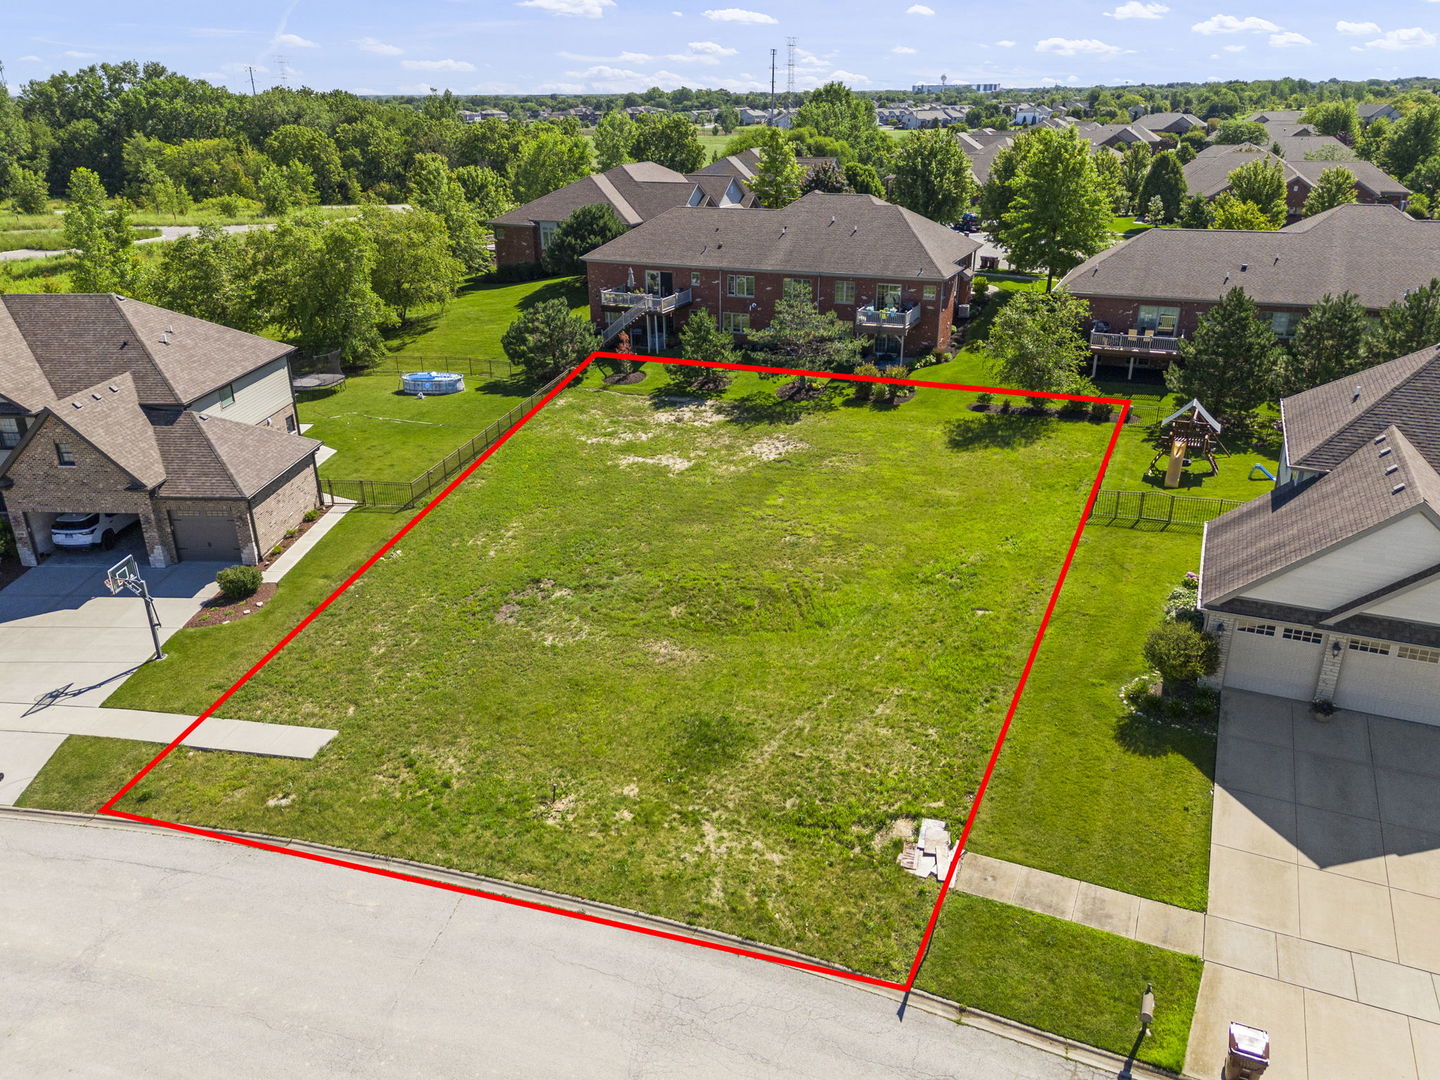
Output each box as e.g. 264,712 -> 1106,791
1182,144 -> 1407,200
1061,203 -> 1440,310
489,162 -> 701,228
46,373 -> 165,489
151,410 -> 319,499
1247,110 -> 1305,124
580,191 -> 980,280
1272,136 -> 1354,161
1201,426 -> 1440,607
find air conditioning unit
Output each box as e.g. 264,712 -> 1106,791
955,304 -> 972,319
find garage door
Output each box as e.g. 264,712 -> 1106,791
170,513 -> 241,562
1222,622 -> 1324,700
1334,639 -> 1440,726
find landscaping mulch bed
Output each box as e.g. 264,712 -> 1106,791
969,401 -> 1137,423
184,583 -> 279,629
602,370 -> 647,386
775,378 -> 829,402
258,506 -> 329,568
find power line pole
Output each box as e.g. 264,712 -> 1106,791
246,65 -> 257,95
274,55 -> 290,86
769,48 -> 776,123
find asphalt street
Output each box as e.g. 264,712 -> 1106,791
1,813 -> 1112,1079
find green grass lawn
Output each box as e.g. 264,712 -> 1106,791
386,275 -> 588,360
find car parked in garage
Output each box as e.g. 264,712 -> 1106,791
50,512 -> 138,551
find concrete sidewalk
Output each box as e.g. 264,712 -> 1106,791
0,703 -> 336,758
262,499 -> 354,583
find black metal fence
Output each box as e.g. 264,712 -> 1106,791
320,368 -> 570,510
1088,489 -> 1244,529
353,355 -> 520,380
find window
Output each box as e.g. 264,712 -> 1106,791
1269,311 -> 1300,339
0,416 -> 22,450
720,312 -> 750,334
1237,623 -> 1276,636
876,282 -> 903,309
1398,645 -> 1440,664
690,271 -> 702,287
55,441 -> 76,466
834,279 -> 855,304
1137,305 -> 1181,335
874,333 -> 902,357
1282,627 -> 1323,644
923,285 -> 937,300
727,274 -> 755,297
783,278 -> 812,300
218,383 -> 236,409
1348,638 -> 1390,655
285,413 -> 298,433
538,221 -> 558,250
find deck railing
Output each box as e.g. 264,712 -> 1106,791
856,306 -> 921,330
1090,331 -> 1183,355
599,288 -> 693,314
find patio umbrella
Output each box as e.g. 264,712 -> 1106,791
626,267 -> 635,290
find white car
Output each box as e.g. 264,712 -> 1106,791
51,512 -> 138,550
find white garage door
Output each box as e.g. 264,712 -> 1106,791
1334,639 -> 1440,726
1222,622 -> 1325,700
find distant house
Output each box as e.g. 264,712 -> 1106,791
1271,135 -> 1355,161
1060,203 -> 1440,377
737,107 -> 770,126
1358,103 -> 1402,125
1200,347 -> 1440,724
580,191 -> 980,360
1245,109 -> 1305,125
459,109 -> 508,123
1182,144 -> 1409,221
699,148 -> 835,188
488,162 -> 748,270
1076,123 -> 1163,151
0,295 -> 320,568
1131,112 -> 1206,134
1258,121 -> 1318,141
1012,103 -> 1053,126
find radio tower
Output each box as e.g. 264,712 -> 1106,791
769,48 -> 777,122
785,37 -> 797,109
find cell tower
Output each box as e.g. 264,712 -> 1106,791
785,37 -> 797,108
769,48 -> 777,122
274,55 -> 290,86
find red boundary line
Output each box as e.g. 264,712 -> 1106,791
99,351 -> 1130,994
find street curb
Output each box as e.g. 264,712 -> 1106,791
1,805 -> 1186,1079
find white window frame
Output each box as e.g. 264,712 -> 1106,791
1137,305 -> 1180,334
1397,645 -> 1440,663
727,274 -> 755,298
720,312 -> 750,335
876,282 -> 903,309
834,279 -> 855,304
538,221 -> 559,250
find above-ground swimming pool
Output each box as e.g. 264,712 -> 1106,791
401,371 -> 465,395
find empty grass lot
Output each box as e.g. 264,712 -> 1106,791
386,275 -> 588,360
38,364 -> 1118,983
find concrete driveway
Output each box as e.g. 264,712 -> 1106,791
1188,690 -> 1440,1079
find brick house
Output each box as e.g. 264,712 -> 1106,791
1059,203 -> 1440,378
0,294 -> 320,568
581,191 -> 980,361
1182,144 -> 1409,223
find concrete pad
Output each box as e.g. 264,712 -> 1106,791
1214,786 -> 1298,862
0,626 -> 170,665
1275,936 -> 1357,999
1352,955 -> 1440,1022
1412,1018 -> 1440,1078
0,731 -> 68,804
1208,845 -> 1300,936
1204,916 -> 1278,977
0,703 -> 336,759
1369,717 -> 1440,778
951,853 -> 1024,904
1221,691 -> 1295,748
1376,767 -> 1440,833
1071,882 -> 1138,938
0,661 -> 156,708
1187,963 -> 1307,1080
1009,864 -> 1080,920
1293,750 -> 1380,820
1294,804 -> 1388,883
1303,989 -> 1419,1080
1132,897 -> 1204,954
1392,891 -> 1440,974
1217,735 -> 1295,801
1383,825 -> 1440,899
1293,712 -> 1371,764
262,502 -> 353,584
1296,867 -> 1397,961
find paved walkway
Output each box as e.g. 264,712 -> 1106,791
262,499 -> 354,583
1187,690 -> 1440,1080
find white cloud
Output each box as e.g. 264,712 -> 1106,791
275,33 -> 317,48
518,0 -> 616,16
1359,26 -> 1437,50
702,7 -> 777,22
891,45 -> 918,53
907,4 -> 935,13
1105,2 -> 1169,19
63,50 -> 98,58
672,10 -> 683,14
1336,20 -> 1381,35
565,64 -> 690,90
559,49 -> 654,62
995,39 -> 1016,47
1269,31 -> 1312,47
1035,36 -> 1123,57
17,55 -> 43,62
402,58 -> 477,71
1191,14 -> 1280,34
1223,43 -> 1245,51
827,68 -> 871,83
355,37 -> 403,55
687,40 -> 738,56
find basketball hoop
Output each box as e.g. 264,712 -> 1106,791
105,554 -> 140,596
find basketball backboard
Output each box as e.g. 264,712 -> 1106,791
105,553 -> 140,595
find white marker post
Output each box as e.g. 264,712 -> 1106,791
105,554 -> 165,661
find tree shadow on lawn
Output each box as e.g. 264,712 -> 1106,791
515,276 -> 587,310
1113,709 -> 1217,778
943,412 -> 1054,451
1136,416 -> 1283,492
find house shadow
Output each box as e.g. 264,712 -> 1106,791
943,413 -> 1053,451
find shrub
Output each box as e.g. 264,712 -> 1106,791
1089,401 -> 1115,422
972,276 -> 991,296
284,528 -> 299,539
216,564 -> 262,600
852,361 -> 882,401
875,365 -> 910,402
1163,586 -> 1203,628
303,507 -> 321,523
974,392 -> 994,409
1142,622 -> 1220,686
1058,397 -> 1089,418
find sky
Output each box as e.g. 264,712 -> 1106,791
4,0 -> 1440,97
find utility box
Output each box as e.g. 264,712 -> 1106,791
1224,1022 -> 1270,1079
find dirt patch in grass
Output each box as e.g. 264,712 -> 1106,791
184,583 -> 279,629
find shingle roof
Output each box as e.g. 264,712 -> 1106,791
1247,110 -> 1305,124
489,162 -> 701,228
1061,203 -> 1440,310
684,172 -> 754,207
42,373 -> 165,489
1182,144 -> 1407,200
1133,112 -> 1204,130
1201,426 -> 1440,607
1272,136 -> 1354,161
150,410 -> 319,499
1281,346 -> 1440,474
696,149 -> 762,181
581,191 -> 981,280
0,294 -> 293,407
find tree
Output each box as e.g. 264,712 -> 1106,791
1138,150 -> 1186,222
1366,278 -> 1440,364
1092,146 -> 1126,212
1214,119 -> 1269,145
1355,116 -> 1392,164
1302,166 -> 1358,216
842,161 -> 885,196
792,81 -> 892,170
257,160 -> 316,216
139,224 -> 263,332
509,126 -> 593,203
892,127 -> 976,222
62,167 -> 135,293
1166,286 -> 1282,421
1144,195 -> 1165,223
451,165 -> 512,220
1143,622 -> 1219,686
979,139 -> 1029,232
1119,142 -> 1152,213
801,160 -> 852,194
668,308 -> 736,390
540,203 -> 628,277
629,112 -> 705,174
593,110 -> 636,171
263,125 -> 352,203
985,289 -> 1097,405
1179,193 -> 1211,228
500,297 -> 600,383
7,165 -> 50,214
1302,100 -> 1360,142
140,166 -> 192,219
362,207 -> 465,324
1280,292 -> 1371,397
715,105 -> 741,134
1383,103 -> 1440,180
1209,196 -> 1277,230
407,153 -> 491,273
1403,154 -> 1440,201
744,279 -> 862,387
998,127 -> 1110,289
1225,158 -> 1287,226
749,126 -> 805,208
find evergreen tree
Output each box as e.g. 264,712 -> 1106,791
1166,286 -> 1282,420
1302,167 -> 1358,216
668,308 -> 736,390
891,126 -> 976,222
501,297 -> 600,383
593,110 -> 636,171
749,127 -> 805,208
1280,292 -> 1370,397
62,167 -> 135,294
1138,150 -> 1186,222
801,160 -> 852,194
998,127 -> 1110,290
1366,279 -> 1440,364
745,280 -> 863,387
1225,158 -> 1287,226
540,203 -> 628,277
1179,194 -> 1211,228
